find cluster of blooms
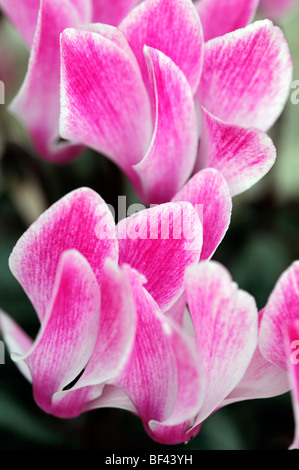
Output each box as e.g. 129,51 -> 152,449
0,0 -> 298,447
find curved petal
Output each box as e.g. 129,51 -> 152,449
117,202 -> 203,311
185,261 -> 258,426
116,266 -> 178,424
92,0 -> 141,25
120,0 -> 204,93
133,47 -> 198,204
197,108 -> 277,197
194,0 -> 258,42
60,24 -> 152,183
0,0 -> 40,47
47,261 -> 138,418
12,250 -> 102,417
198,20 -> 293,132
74,260 -> 137,388
9,188 -> 118,322
223,347 -> 290,406
285,321 -> 299,450
146,318 -> 203,445
172,168 -> 232,260
0,310 -> 33,382
260,262 -> 299,370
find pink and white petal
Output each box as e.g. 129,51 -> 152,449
194,0 -> 258,42
198,20 -> 293,132
133,47 -> 198,204
0,0 -> 40,47
223,347 -> 290,406
259,261 -> 299,370
146,317 -> 203,445
60,25 -> 152,183
0,310 -> 33,382
117,202 -> 202,311
74,260 -> 137,388
9,188 -> 118,322
116,266 -> 178,424
173,168 -> 232,260
285,321 -> 299,450
259,0 -> 297,20
91,0 -> 141,25
197,108 -> 277,197
13,250 -> 101,417
185,262 -> 258,425
10,0 -> 88,163
120,0 -> 204,93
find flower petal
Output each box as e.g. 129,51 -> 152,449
0,310 -> 33,382
194,0 -> 258,42
74,260 -> 137,388
117,202 -> 202,311
133,47 -> 198,204
197,107 -> 277,196
223,347 -> 290,406
60,24 -> 152,183
12,250 -> 102,417
259,262 -> 299,370
172,168 -> 232,260
285,321 -> 299,450
10,0 -> 89,162
185,261 -> 258,426
0,0 -> 40,47
120,0 -> 204,93
198,20 -> 293,131
9,188 -> 118,322
92,0 -> 141,25
146,319 -> 203,445
116,267 -> 178,424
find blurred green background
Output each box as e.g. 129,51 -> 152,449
0,5 -> 299,450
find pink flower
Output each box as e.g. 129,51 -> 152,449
223,262 -> 299,449
60,0 -> 292,203
0,0 -> 140,162
0,187 -> 258,444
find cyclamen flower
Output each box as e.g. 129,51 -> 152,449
60,0 -> 292,204
0,187 -> 258,444
0,0 -> 140,162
